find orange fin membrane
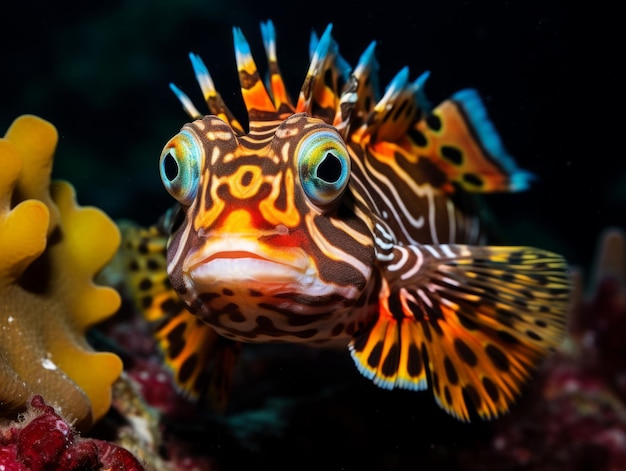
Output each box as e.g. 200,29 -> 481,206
410,89 -> 534,193
232,25 -> 279,125
353,66 -> 431,144
114,216 -> 240,409
348,60 -> 533,193
349,243 -> 570,421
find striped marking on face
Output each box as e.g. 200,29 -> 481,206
160,113 -> 377,342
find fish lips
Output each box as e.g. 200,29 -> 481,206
185,239 -> 317,291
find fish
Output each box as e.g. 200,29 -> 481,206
117,20 -> 571,421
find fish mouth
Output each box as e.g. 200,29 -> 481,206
185,242 -> 315,288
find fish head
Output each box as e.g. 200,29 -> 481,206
159,112 -> 375,342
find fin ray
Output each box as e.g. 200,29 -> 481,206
350,243 -> 570,421
233,26 -> 276,122
260,19 -> 294,116
296,24 -> 351,124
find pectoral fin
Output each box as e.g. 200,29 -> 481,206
350,243 -> 571,421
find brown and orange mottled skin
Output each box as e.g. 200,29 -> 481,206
163,112 -> 377,344
119,21 -> 571,421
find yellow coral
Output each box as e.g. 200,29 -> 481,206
0,115 -> 123,430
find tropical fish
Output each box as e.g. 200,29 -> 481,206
117,20 -> 571,421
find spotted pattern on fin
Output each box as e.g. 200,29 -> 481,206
350,244 -> 570,420
407,90 -> 534,192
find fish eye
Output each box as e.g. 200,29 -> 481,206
297,128 -> 351,208
159,130 -> 203,205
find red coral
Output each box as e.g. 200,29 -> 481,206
94,439 -> 146,471
127,357 -> 197,417
0,395 -> 145,471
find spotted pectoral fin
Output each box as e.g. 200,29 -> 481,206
349,244 -> 571,421
409,89 -> 534,193
152,304 -> 240,410
106,219 -> 240,409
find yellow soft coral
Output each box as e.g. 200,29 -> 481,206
0,115 -> 123,430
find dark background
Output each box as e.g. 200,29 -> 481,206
1,0 -> 622,281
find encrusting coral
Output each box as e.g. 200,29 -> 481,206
0,395 -> 145,470
0,115 -> 123,430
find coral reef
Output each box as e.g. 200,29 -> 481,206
94,301 -> 217,470
0,395 -> 145,471
0,115 -> 123,430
